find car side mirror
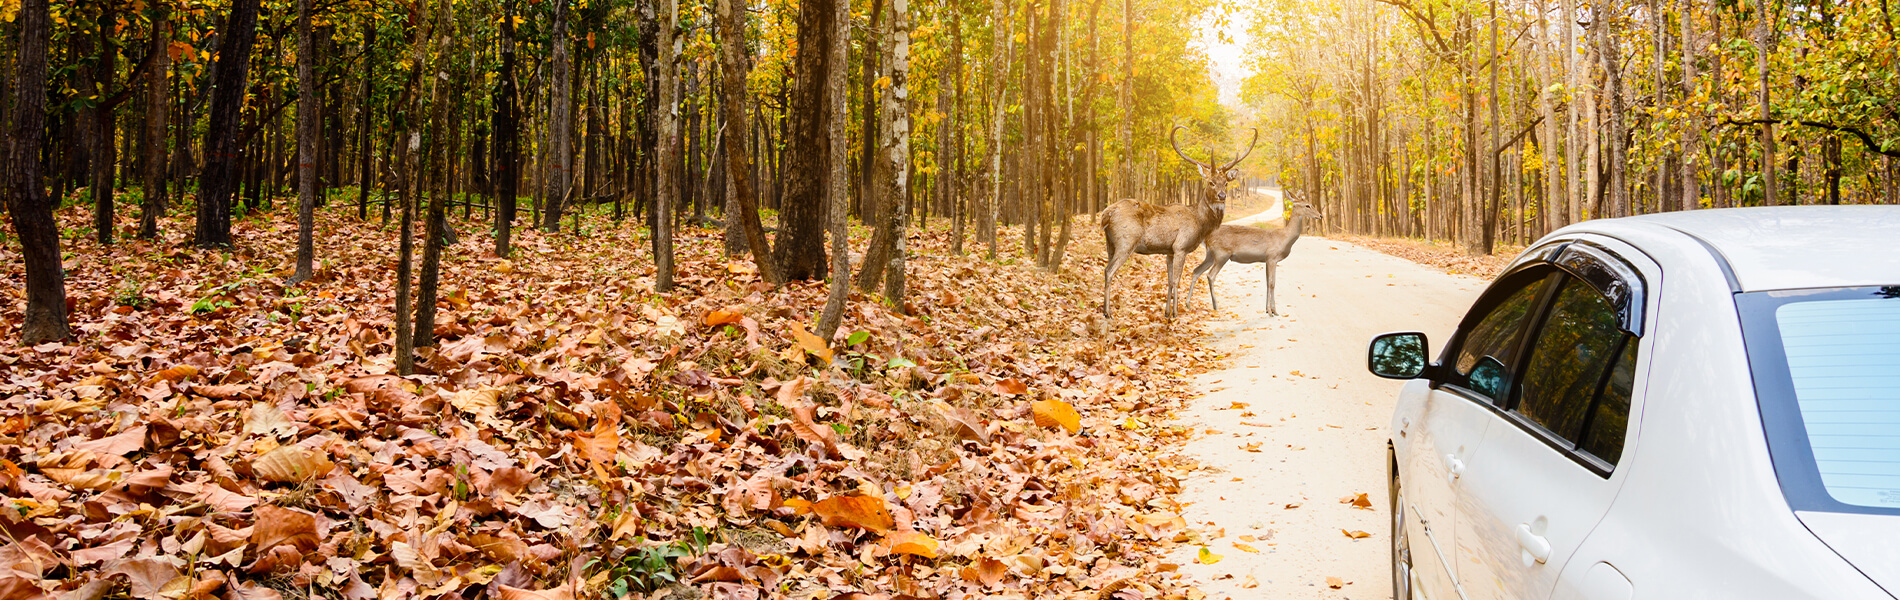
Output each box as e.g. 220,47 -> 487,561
1368,332 -> 1430,379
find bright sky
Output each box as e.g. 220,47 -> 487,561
1195,8 -> 1251,110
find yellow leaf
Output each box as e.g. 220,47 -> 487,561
1234,542 -> 1260,553
883,531 -> 939,558
704,309 -> 744,327
812,494 -> 893,533
1031,398 -> 1081,434
1196,546 -> 1223,564
789,323 -> 833,364
1342,529 -> 1371,540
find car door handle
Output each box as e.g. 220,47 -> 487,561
1444,453 -> 1465,482
1516,523 -> 1552,565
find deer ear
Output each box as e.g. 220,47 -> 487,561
1226,169 -> 1240,180
1198,164 -> 1215,179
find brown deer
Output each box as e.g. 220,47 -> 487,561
1188,201 -> 1323,315
1099,125 -> 1258,320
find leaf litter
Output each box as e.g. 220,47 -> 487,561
0,206 -> 1227,599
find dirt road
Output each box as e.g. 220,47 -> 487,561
1164,208 -> 1488,599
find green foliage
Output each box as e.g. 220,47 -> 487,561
594,527 -> 711,596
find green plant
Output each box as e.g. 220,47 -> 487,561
596,527 -> 710,596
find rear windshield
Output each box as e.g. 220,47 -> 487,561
1743,287 -> 1900,515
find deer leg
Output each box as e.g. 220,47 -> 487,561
1205,259 -> 1224,311
1165,252 -> 1185,320
1188,251 -> 1217,309
1264,260 -> 1278,316
1102,244 -> 1133,318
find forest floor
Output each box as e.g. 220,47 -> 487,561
0,197 -> 1229,600
1159,203 -> 1488,599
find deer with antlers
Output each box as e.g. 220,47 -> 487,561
1099,125 -> 1258,320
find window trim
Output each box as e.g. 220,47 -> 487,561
1434,237 -> 1650,478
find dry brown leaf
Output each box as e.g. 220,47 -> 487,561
1342,529 -> 1371,539
704,309 -> 744,327
789,323 -> 833,363
1326,576 -> 1349,589
992,378 -> 1029,396
812,494 -> 894,533
153,365 -> 198,383
1350,492 -> 1373,509
1031,398 -> 1081,434
251,505 -> 319,554
251,445 -> 334,483
448,387 -> 502,421
496,584 -> 576,600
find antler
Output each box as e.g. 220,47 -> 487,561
1169,125 -> 1211,169
1222,128 -> 1259,170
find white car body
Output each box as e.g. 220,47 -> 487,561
1379,207 -> 1900,600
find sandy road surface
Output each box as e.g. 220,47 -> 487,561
1162,207 -> 1487,599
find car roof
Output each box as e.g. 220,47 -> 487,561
1584,206 -> 1900,293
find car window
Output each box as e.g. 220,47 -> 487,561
1454,272 -> 1552,402
1578,339 -> 1638,465
1516,278 -> 1627,442
1774,296 -> 1900,509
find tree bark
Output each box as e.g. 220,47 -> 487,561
715,0 -> 782,285
653,0 -> 683,291
195,0 -> 261,248
814,0 -> 853,340
880,0 -> 911,305
291,0 -> 319,285
357,24 -> 376,221
90,0 -> 119,245
415,0 -> 453,350
1679,0 -> 1701,211
1757,0 -> 1776,205
494,1 -> 520,256
140,5 -> 171,240
5,0 -> 64,343
543,0 -> 573,231
775,0 -> 841,281
856,0 -> 896,291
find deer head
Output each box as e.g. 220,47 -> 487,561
1171,125 -> 1259,211
1288,201 -> 1323,222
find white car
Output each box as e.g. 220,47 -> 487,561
1368,207 -> 1900,600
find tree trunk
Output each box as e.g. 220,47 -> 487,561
1679,0 -> 1701,211
715,0 -> 782,285
495,0 -> 519,256
1757,0 -> 1776,205
415,0 -> 453,350
544,0 -> 572,231
776,0 -> 841,281
880,0 -> 911,305
195,0 -> 261,248
949,6 -> 967,255
5,0 -> 64,343
1599,2 -> 1629,217
140,5 -> 171,240
90,0 -> 119,245
984,0 -> 1010,259
653,0 -> 682,290
856,0 -> 896,292
291,0 -> 319,285
357,24 -> 376,221
814,0 -> 853,340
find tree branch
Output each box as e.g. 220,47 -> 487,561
1726,117 -> 1900,158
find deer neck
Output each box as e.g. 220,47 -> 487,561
1278,215 -> 1308,255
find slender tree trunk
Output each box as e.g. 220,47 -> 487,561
415,0 -> 453,350
1679,0 -> 1701,211
950,6 -> 967,255
1757,0 -> 1776,205
775,0 -> 839,281
984,0 -> 1010,259
856,0 -> 896,291
140,6 -> 171,240
356,25 -> 376,221
715,0 -> 782,285
195,0 -> 261,248
291,0 -> 319,285
392,2 -> 429,376
814,0 -> 852,340
90,0 -> 119,245
544,0 -> 572,230
880,0 -> 911,305
495,0 -> 519,256
1117,0 -> 1132,199
653,0 -> 682,290
5,0 -> 64,343
1599,2 -> 1629,217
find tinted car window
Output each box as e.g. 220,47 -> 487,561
1579,338 -> 1638,465
1454,272 -> 1552,402
1775,296 -> 1900,509
1517,278 -> 1626,442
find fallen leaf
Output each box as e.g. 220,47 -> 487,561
789,323 -> 833,363
1031,398 -> 1081,434
1196,546 -> 1222,564
1342,530 -> 1371,540
1349,492 -> 1373,509
251,445 -> 335,483
704,309 -> 744,327
1233,542 -> 1259,553
1326,576 -> 1348,589
883,531 -> 939,558
812,495 -> 894,533
992,378 -> 1029,396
